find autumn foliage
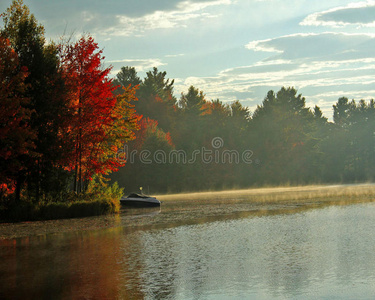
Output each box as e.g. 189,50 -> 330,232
0,1 -> 139,205
0,36 -> 34,196
59,36 -> 138,193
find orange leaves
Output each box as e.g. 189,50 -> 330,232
165,132 -> 174,148
132,117 -> 175,150
59,36 -> 140,188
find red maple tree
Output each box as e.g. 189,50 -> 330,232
60,36 -> 139,192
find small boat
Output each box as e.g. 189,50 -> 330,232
120,193 -> 161,207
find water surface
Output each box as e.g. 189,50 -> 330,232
1,200 -> 375,299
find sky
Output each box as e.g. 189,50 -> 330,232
1,0 -> 375,118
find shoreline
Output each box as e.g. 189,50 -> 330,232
2,184 -> 375,240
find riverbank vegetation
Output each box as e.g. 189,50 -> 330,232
3,179 -> 122,222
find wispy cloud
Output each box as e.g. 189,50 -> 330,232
246,37 -> 285,53
301,1 -> 375,28
245,32 -> 375,60
175,31 -> 375,117
108,58 -> 167,75
101,0 -> 232,36
165,53 -> 185,58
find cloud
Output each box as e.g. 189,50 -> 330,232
108,58 -> 167,75
301,1 -> 375,27
165,53 -> 185,58
17,0 -> 232,38
175,32 -> 375,118
99,0 -> 232,36
245,32 -> 375,60
246,38 -> 284,53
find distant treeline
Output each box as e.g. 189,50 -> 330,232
111,66 -> 375,193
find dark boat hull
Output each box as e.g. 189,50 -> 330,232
120,200 -> 161,208
120,195 -> 161,207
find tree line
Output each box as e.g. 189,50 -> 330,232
111,66 -> 375,194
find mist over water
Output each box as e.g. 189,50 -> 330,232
119,203 -> 375,299
1,198 -> 375,299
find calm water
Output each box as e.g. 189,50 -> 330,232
1,202 -> 375,299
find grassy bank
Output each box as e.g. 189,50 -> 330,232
1,181 -> 123,222
3,198 -> 120,222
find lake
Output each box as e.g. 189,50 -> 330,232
1,193 -> 375,299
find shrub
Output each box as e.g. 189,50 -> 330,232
2,179 -> 123,222
6,201 -> 40,221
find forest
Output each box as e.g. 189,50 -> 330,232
112,66 -> 375,193
1,0 -> 375,213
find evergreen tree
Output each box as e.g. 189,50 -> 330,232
250,87 -> 318,184
136,67 -> 177,132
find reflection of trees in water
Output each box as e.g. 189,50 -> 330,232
64,228 -> 123,299
0,228 -> 124,299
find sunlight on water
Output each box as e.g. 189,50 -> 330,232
157,183 -> 375,204
1,200 -> 375,299
117,203 -> 375,299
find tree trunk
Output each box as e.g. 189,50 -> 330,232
15,173 -> 24,203
35,160 -> 40,202
73,163 -> 78,193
